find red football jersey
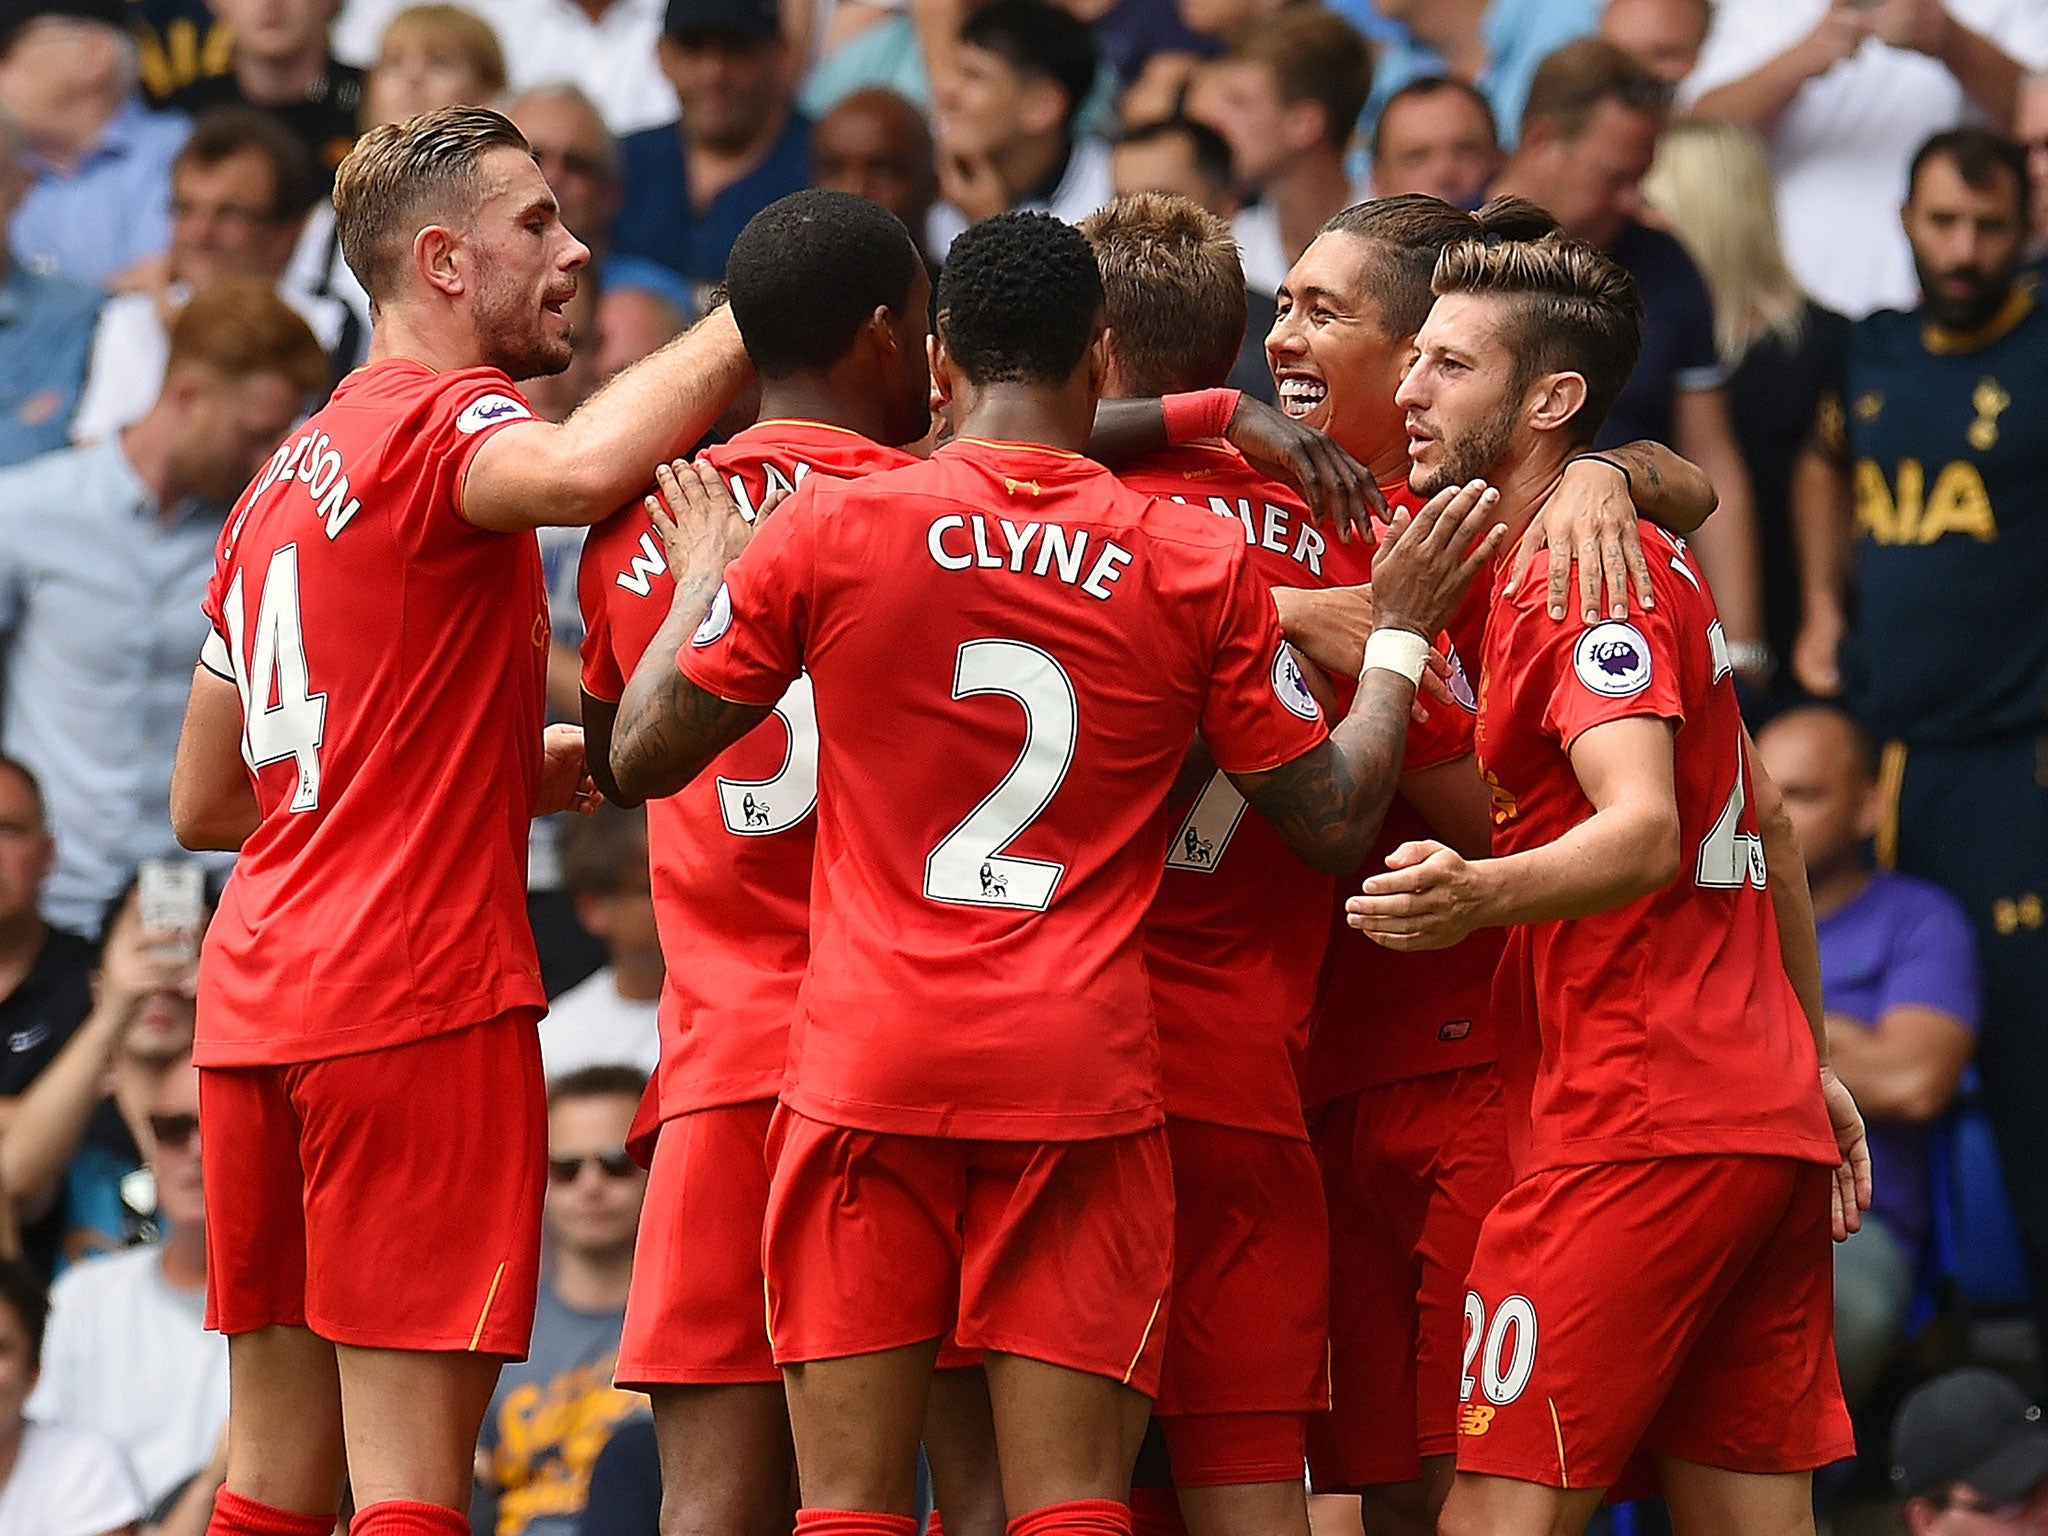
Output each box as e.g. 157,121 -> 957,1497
1477,521 -> 1838,1171
1303,481 -> 1503,1106
1118,446 -> 1462,1135
579,420 -> 917,1121
195,359 -> 549,1066
679,437 -> 1330,1139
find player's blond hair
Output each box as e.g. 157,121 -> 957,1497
166,277 -> 330,398
1432,235 -> 1643,447
1079,192 -> 1246,397
1642,119 -> 1807,367
333,105 -> 529,306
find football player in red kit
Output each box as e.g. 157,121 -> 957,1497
168,107 -> 749,1536
1264,196 -> 1717,1536
578,189 -> 1006,1536
1077,191 -> 1490,1536
1349,233 -> 1868,1536
606,212 -> 1502,1536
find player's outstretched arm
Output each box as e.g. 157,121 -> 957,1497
171,664 -> 260,853
1347,715 -> 1682,950
1231,481 -> 1504,875
1504,444 -> 1718,624
610,462 -> 772,802
461,308 -> 752,533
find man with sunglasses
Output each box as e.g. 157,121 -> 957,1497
28,1052 -> 228,1514
476,1065 -> 650,1536
1894,1369 -> 2048,1534
1494,37 -> 1771,689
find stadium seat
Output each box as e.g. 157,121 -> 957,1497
1928,1088 -> 2035,1312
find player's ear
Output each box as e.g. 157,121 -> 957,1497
928,331 -> 957,411
414,223 -> 465,299
865,305 -> 899,361
1087,324 -> 1116,398
1525,370 -> 1588,438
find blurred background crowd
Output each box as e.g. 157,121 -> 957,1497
0,0 -> 2045,1530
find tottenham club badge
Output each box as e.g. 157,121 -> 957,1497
1573,621 -> 1652,698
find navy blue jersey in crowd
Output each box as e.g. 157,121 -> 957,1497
1839,291 -> 2048,745
1596,220 -> 1725,451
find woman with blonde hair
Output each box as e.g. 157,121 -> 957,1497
1643,118 -> 1852,705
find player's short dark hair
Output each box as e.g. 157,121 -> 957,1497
959,0 -> 1099,133
936,210 -> 1105,386
559,803 -> 649,897
334,105 -> 530,302
178,107 -> 321,223
547,1063 -> 650,1107
1909,127 -> 2031,229
0,757 -> 44,825
1371,76 -> 1498,161
1116,116 -> 1235,202
1321,194 -> 1556,339
0,1261 -> 48,1371
1081,192 -> 1245,395
725,190 -> 923,377
1432,233 -> 1643,447
1521,36 -> 1670,143
1228,7 -> 1373,154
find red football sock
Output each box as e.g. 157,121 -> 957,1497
1127,1487 -> 1188,1536
796,1508 -> 922,1536
206,1489 -> 336,1536
1009,1498 -> 1134,1536
349,1500 -> 468,1536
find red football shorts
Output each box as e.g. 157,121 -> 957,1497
1308,1064 -> 1512,1491
617,1100 -> 779,1388
1455,1154 -> 1854,1490
763,1108 -> 1173,1395
1154,1119 -> 1326,1486
200,1014 -> 547,1355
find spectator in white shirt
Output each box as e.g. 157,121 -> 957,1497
334,0 -> 682,136
538,808 -> 661,1082
71,107 -> 355,445
26,1056 -> 227,1511
1683,0 -> 2048,317
0,1258 -> 144,1536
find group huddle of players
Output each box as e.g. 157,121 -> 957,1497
172,104 -> 1869,1536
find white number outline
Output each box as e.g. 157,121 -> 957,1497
1461,1292 -> 1539,1407
221,543 -> 327,813
716,674 -> 819,835
923,639 -> 1077,910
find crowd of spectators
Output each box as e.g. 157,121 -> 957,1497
0,0 -> 2045,1528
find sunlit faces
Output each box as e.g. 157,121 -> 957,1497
1753,709 -> 1880,878
812,90 -> 937,235
1184,58 -> 1294,192
170,149 -> 299,289
658,32 -> 788,156
462,145 -> 591,381
1370,85 -> 1500,207
0,769 -> 51,932
1394,292 -> 1527,496
1520,98 -> 1658,250
1266,232 -> 1412,465
545,1092 -> 647,1257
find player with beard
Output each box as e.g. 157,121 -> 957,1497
1263,194 -> 1717,1536
606,210 -> 1500,1536
166,106 -> 750,1536
580,189 -> 1010,1536
1348,232 -> 1867,1536
1798,128 -> 2048,1355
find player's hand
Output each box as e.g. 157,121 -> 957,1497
1371,479 -> 1506,638
537,723 -> 602,818
1791,604 -> 1845,697
1820,1065 -> 1873,1242
646,458 -> 755,578
1345,840 -> 1490,950
1505,458 -> 1657,623
1275,583 -> 1374,678
1224,396 -> 1385,542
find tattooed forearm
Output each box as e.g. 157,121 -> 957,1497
1610,441 -> 1715,534
1230,669 -> 1415,875
611,564 -> 772,803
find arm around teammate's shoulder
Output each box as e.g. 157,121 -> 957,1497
460,309 -> 751,534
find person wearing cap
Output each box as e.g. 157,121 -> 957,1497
0,0 -> 193,290
1893,1368 -> 2048,1532
614,0 -> 811,315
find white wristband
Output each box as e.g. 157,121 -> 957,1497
1361,628 -> 1431,686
